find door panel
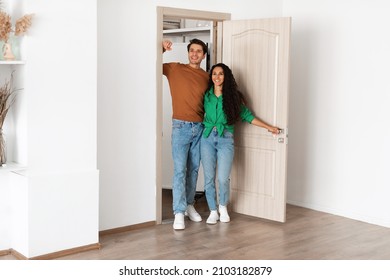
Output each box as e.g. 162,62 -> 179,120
222,18 -> 291,222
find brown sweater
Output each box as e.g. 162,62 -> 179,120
163,63 -> 209,122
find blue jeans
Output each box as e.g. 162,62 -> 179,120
171,119 -> 203,215
201,128 -> 234,211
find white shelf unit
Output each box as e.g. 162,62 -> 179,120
0,60 -> 26,65
163,26 -> 211,36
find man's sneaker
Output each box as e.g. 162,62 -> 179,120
185,204 -> 202,222
219,205 -> 230,223
206,210 -> 219,224
173,213 -> 185,230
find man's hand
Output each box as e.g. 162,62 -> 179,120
162,40 -> 173,52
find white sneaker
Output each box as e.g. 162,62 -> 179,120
185,204 -> 202,222
206,210 -> 219,224
219,205 -> 230,223
173,213 -> 185,230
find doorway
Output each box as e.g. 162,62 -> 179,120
161,18 -> 211,222
157,8 -> 291,225
156,7 -> 231,224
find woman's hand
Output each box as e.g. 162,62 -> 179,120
268,126 -> 281,135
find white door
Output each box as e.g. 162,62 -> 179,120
221,18 -> 291,222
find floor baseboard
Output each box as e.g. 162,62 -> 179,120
99,221 -> 156,236
4,243 -> 101,260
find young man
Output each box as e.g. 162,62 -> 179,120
162,38 -> 209,230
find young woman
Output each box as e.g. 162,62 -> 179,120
201,63 -> 280,224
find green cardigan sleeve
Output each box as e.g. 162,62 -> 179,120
240,104 -> 255,123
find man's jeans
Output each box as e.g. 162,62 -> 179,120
171,119 -> 203,215
200,128 -> 234,211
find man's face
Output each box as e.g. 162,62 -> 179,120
188,43 -> 206,65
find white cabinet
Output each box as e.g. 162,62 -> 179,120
0,163 -> 25,251
0,60 -> 99,259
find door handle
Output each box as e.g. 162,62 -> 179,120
277,128 -> 287,144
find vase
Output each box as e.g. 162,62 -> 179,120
2,42 -> 15,61
0,129 -> 6,166
1,35 -> 22,61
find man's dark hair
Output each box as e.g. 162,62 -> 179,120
187,38 -> 208,55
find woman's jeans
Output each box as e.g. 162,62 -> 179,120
201,128 -> 234,211
171,119 -> 203,215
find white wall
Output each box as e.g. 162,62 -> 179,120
98,0 -> 390,231
284,0 -> 390,227
97,0 -> 284,231
23,0 -> 98,173
0,0 -> 99,257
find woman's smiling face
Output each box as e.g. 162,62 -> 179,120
212,66 -> 224,88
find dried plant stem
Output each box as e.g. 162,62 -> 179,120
0,72 -> 21,166
0,128 -> 5,166
0,72 -> 19,128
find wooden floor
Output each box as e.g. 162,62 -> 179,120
2,190 -> 390,260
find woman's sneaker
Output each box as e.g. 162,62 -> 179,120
219,205 -> 230,223
206,210 -> 219,224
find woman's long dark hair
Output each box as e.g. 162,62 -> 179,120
208,63 -> 246,125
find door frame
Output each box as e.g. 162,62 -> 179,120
156,7 -> 231,224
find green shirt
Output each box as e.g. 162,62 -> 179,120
202,88 -> 255,138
